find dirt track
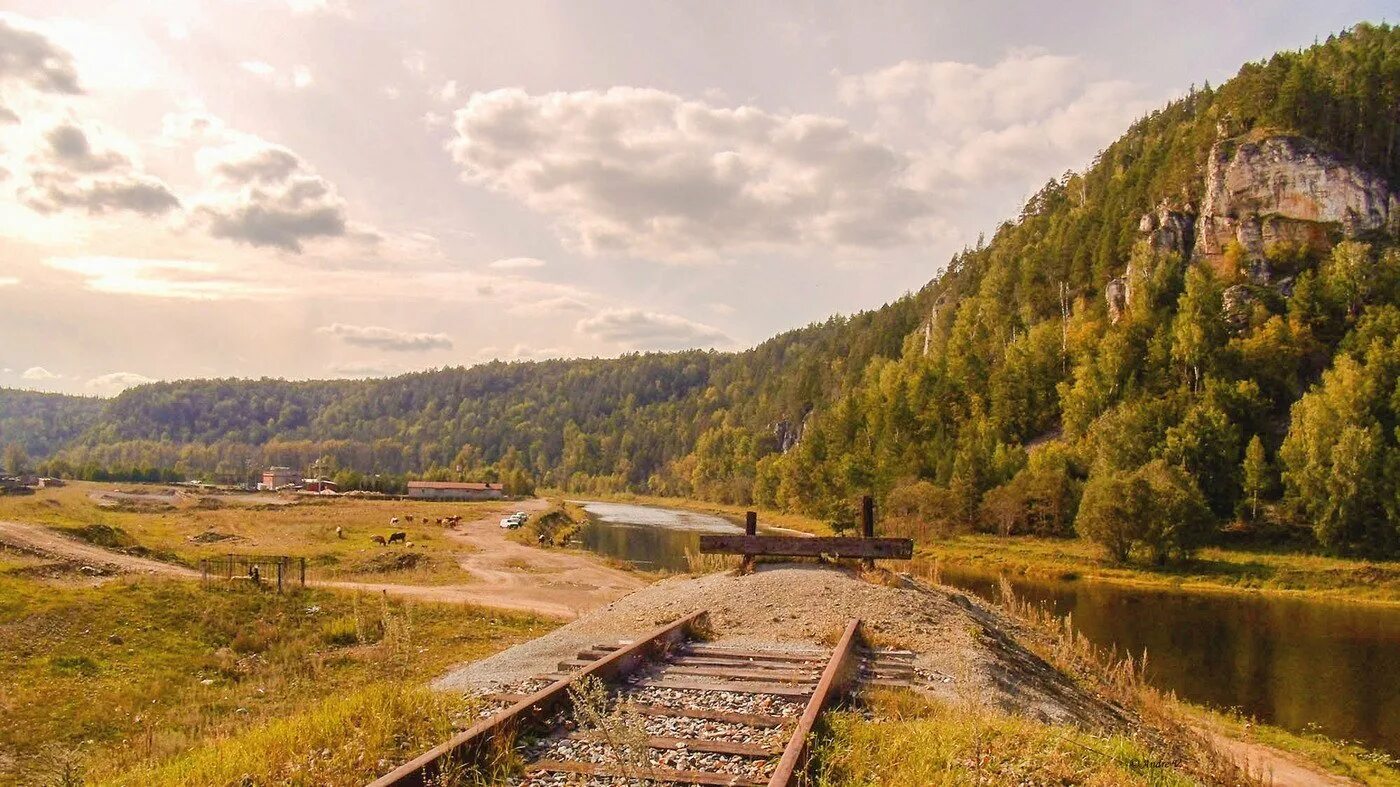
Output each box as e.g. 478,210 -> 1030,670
0,519 -> 199,577
0,500 -> 645,619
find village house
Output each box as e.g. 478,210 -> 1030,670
406,480 -> 504,501
259,466 -> 301,490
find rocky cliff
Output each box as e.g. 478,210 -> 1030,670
1192,134 -> 1397,275
1108,134 -> 1397,323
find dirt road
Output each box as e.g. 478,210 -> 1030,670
0,501 -> 645,619
0,519 -> 199,577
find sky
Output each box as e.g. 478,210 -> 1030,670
0,1 -> 1390,396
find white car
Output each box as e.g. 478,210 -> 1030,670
499,513 -> 527,529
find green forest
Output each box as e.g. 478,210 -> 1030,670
4,23 -> 1399,560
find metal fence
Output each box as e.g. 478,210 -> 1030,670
199,554 -> 307,593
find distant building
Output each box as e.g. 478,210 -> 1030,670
303,478 -> 338,493
406,480 -> 504,501
260,466 -> 300,490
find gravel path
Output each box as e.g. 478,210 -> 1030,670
436,563 -> 1122,729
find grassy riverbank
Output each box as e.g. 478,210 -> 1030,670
914,535 -> 1400,606
569,492 -> 1400,605
0,570 -> 552,785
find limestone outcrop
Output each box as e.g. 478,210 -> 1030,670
1191,135 -> 1398,275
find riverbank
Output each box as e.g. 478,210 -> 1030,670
433,562 -> 1346,785
916,534 -> 1400,607
550,490 -> 831,536
567,492 -> 1400,606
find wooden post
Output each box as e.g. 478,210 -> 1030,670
276,558 -> 284,594
860,495 -> 875,571
743,511 -> 757,573
300,557 -> 307,587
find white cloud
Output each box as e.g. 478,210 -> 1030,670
0,277 -> 19,287
239,60 -> 275,76
576,307 -> 731,350
436,79 -> 458,102
192,134 -> 350,251
316,323 -> 453,352
402,50 -> 427,76
488,256 -> 546,270
509,295 -> 591,316
16,120 -> 180,218
86,371 -> 154,395
239,61 -> 315,90
448,87 -> 942,261
837,49 -> 1151,189
21,366 -> 59,381
286,0 -> 351,16
45,256 -> 280,299
0,16 -> 82,123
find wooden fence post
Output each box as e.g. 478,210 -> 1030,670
860,495 -> 875,571
300,557 -> 307,588
743,511 -> 757,573
276,558 -> 284,594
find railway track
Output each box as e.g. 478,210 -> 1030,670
370,610 -> 917,786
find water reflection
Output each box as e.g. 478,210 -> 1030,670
574,501 -> 743,571
563,500 -> 1400,756
935,565 -> 1400,756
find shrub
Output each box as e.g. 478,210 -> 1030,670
1076,460 -> 1212,564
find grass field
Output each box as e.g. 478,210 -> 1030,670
0,481 -> 525,584
0,567 -> 553,786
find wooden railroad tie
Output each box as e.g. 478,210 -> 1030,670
699,496 -> 913,570
371,614 -> 867,787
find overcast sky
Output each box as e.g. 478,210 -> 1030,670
0,1 -> 1389,396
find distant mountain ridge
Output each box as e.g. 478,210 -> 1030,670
4,23 -> 1399,553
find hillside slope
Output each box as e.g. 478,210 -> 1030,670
4,23 -> 1398,555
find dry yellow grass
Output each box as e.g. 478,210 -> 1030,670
0,481 -> 524,583
0,570 -> 553,786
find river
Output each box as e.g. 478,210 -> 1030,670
575,500 -> 1400,756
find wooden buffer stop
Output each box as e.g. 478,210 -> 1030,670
699,495 -> 913,571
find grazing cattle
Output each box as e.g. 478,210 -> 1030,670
404,515 -> 414,523
388,531 -> 407,544
336,526 -> 344,539
390,517 -> 399,526
370,534 -> 387,545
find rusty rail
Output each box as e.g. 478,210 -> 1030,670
367,609 -> 706,787
767,618 -> 862,787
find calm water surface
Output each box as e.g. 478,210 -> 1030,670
936,564 -> 1400,756
574,500 -> 745,570
571,501 -> 1400,756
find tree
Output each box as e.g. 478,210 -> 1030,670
1279,350 -> 1398,555
1076,467 -> 1141,563
1076,460 -> 1211,564
1171,266 -> 1226,392
1240,435 -> 1273,521
2,443 -> 28,475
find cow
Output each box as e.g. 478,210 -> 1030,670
388,531 -> 407,544
336,526 -> 344,539
370,534 -> 387,545
390,517 -> 399,526
404,515 -> 414,523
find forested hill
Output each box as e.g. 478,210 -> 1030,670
4,23 -> 1399,557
